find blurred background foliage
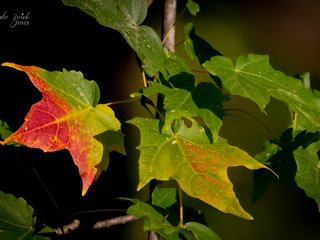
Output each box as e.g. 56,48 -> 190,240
0,0 -> 319,239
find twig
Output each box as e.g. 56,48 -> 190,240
55,215 -> 138,235
162,0 -> 177,51
149,231 -> 159,240
92,215 -> 138,229
56,219 -> 80,235
146,1 -> 178,240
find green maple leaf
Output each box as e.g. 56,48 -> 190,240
127,199 -> 181,240
132,80 -> 224,141
0,191 -> 53,239
126,197 -> 221,240
186,0 -> 200,16
62,0 -> 190,79
129,117 -> 272,220
203,54 -> 320,132
294,140 -> 320,209
0,63 -> 125,195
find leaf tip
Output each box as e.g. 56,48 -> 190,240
81,189 -> 87,196
137,182 -> 146,191
245,214 -> 254,221
263,165 -> 279,179
1,62 -> 26,72
1,62 -> 14,67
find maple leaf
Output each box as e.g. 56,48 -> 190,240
294,140 -> 320,210
132,80 -> 224,141
0,63 -> 124,195
129,117 -> 273,220
203,54 -> 320,132
62,0 -> 190,79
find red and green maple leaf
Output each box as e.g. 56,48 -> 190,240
129,117 -> 274,220
0,63 -> 125,195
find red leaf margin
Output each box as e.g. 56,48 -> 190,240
0,63 -> 123,195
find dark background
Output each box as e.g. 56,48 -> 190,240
0,0 -> 320,239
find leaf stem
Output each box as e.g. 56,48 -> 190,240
191,69 -> 209,73
70,208 -> 127,217
179,186 -> 184,225
142,70 -> 148,88
32,167 -> 59,210
225,108 -> 274,137
106,97 -> 139,106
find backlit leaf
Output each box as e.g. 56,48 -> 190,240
184,23 -> 222,87
0,119 -> 20,146
152,186 -> 177,209
203,54 -> 320,132
184,23 -> 221,63
129,117 -> 272,219
294,141 -> 320,210
127,199 -> 181,240
132,80 -> 223,141
0,119 -> 12,140
183,222 -> 221,240
0,63 -> 124,195
186,0 -> 200,16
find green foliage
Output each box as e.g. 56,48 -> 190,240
0,119 -> 12,139
203,54 -> 320,132
61,0 -> 190,79
294,140 -> 320,208
0,0 -> 319,239
132,79 -> 224,138
252,129 -> 320,203
183,222 -> 221,240
151,186 -> 177,209
0,191 -> 53,239
128,117 -> 272,220
125,187 -> 221,240
0,119 -> 20,146
186,0 -> 200,16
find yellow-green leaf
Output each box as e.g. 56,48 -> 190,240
129,117 -> 272,219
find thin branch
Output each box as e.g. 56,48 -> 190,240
149,231 -> 159,240
163,0 -> 177,51
146,1 -> 178,240
92,215 -> 138,229
56,219 -> 80,235
55,215 -> 138,235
